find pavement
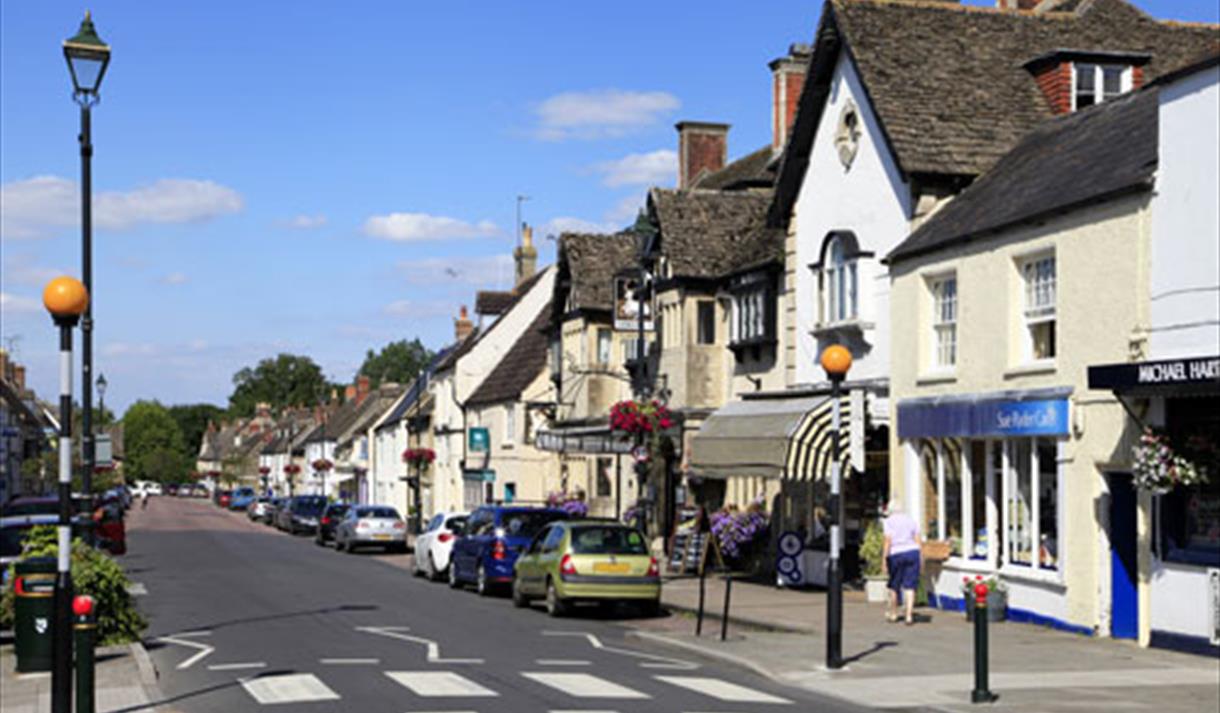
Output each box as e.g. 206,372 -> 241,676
624,574 -> 1220,712
0,641 -> 168,713
114,496 -> 866,712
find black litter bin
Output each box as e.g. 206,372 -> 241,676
14,556 -> 57,673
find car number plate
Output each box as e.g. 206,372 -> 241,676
373,534 -> 391,540
593,562 -> 630,574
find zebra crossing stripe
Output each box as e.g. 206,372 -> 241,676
522,672 -> 650,699
653,675 -> 792,704
240,673 -> 339,705
385,671 -> 499,697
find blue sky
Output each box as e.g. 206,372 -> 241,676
2,1 -> 1216,414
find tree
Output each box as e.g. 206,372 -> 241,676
167,403 -> 227,458
228,354 -> 328,416
359,339 -> 433,388
122,401 -> 190,484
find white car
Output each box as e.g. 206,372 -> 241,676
133,481 -> 162,497
413,511 -> 468,581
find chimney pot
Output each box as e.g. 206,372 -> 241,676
770,43 -> 812,155
455,305 -> 474,341
513,223 -> 538,288
676,121 -> 730,190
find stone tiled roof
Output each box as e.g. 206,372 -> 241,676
557,232 -> 639,312
649,188 -> 782,278
772,0 -> 1217,224
888,85 -> 1158,263
475,290 -> 514,316
337,384 -> 406,447
434,268 -> 550,373
466,306 -> 552,407
691,145 -> 777,191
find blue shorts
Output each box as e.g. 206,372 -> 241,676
887,550 -> 920,592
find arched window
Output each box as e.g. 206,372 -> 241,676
821,234 -> 858,324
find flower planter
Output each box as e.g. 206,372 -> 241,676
964,589 -> 1007,622
865,575 -> 888,603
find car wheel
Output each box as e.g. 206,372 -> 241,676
335,536 -> 346,552
476,564 -> 491,597
448,561 -> 462,589
545,578 -> 567,618
512,576 -> 530,608
315,535 -> 324,547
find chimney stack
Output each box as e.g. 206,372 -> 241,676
0,350 -> 9,382
676,121 -> 729,190
454,305 -> 474,342
356,374 -> 371,405
514,223 -> 538,289
770,43 -> 812,155
344,384 -> 357,401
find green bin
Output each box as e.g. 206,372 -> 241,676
14,557 -> 57,673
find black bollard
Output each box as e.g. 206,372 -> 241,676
971,584 -> 998,704
696,562 -> 707,637
73,595 -> 96,713
720,573 -> 733,642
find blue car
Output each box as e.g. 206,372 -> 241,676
449,506 -> 567,596
228,486 -> 257,511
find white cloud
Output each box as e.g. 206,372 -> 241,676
1,253 -> 65,286
534,89 -> 680,141
382,300 -> 454,319
282,214 -> 327,229
0,175 -> 243,239
363,212 -> 500,242
397,254 -> 514,288
161,272 -> 189,285
591,150 -> 677,187
0,292 -> 41,315
606,194 -> 645,225
100,342 -> 159,358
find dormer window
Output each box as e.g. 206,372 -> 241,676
1074,63 -> 1129,110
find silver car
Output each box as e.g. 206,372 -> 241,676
334,505 -> 407,554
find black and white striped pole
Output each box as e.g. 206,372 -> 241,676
821,344 -> 852,671
44,276 -> 89,713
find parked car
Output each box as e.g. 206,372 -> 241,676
164,484 -> 179,497
314,502 -> 351,546
512,520 -> 659,617
247,497 -> 273,521
91,494 -> 127,556
132,481 -> 162,497
263,497 -> 284,524
413,511 -> 467,580
449,506 -> 567,596
333,505 -> 407,553
229,487 -> 256,511
276,495 -> 327,535
215,490 -> 233,509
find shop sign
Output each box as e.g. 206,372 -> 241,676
462,469 -> 495,483
898,397 -> 1069,439
613,274 -> 654,332
1088,356 -> 1220,390
468,427 -> 490,452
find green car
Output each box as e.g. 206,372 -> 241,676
512,520 -> 661,617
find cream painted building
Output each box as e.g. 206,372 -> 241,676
887,86 -> 1162,637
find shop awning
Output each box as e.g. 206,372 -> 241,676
1088,356 -> 1220,396
688,396 -> 829,480
784,393 -> 853,482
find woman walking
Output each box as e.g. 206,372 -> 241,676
881,499 -> 922,625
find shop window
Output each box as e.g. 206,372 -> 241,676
930,275 -> 957,369
1021,254 -> 1056,361
596,457 -> 613,497
944,441 -> 963,556
696,301 -> 715,345
921,442 -> 939,540
596,328 -> 612,366
969,441 -> 989,560
1005,438 -> 1059,570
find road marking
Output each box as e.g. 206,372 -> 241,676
541,631 -> 698,670
207,662 -> 266,671
385,671 -> 498,697
356,626 -> 484,664
535,659 -> 592,666
522,672 -> 650,699
319,658 -> 380,665
241,673 -> 340,704
654,676 -> 792,704
155,634 -> 215,670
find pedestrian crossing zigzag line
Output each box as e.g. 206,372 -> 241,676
540,630 -> 698,670
355,625 -> 484,664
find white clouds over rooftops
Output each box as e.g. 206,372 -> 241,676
0,176 -> 243,239
534,89 -> 680,140
591,149 -> 677,187
397,254 -> 514,288
0,292 -> 41,315
363,212 -> 500,242
282,214 -> 327,229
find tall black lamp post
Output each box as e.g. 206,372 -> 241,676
43,276 -> 90,713
821,344 -> 852,670
630,211 -> 657,536
95,373 -> 107,427
64,12 -> 111,521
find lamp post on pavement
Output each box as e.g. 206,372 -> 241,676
821,344 -> 852,671
43,276 -> 90,713
63,12 -> 111,528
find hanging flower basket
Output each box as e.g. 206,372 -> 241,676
1132,429 -> 1207,494
547,490 -> 588,518
282,464 -> 300,476
709,498 -> 770,568
609,399 -> 673,437
312,458 -> 334,473
402,448 -> 436,469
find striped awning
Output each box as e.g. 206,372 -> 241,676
783,393 -> 854,482
688,396 -> 828,480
